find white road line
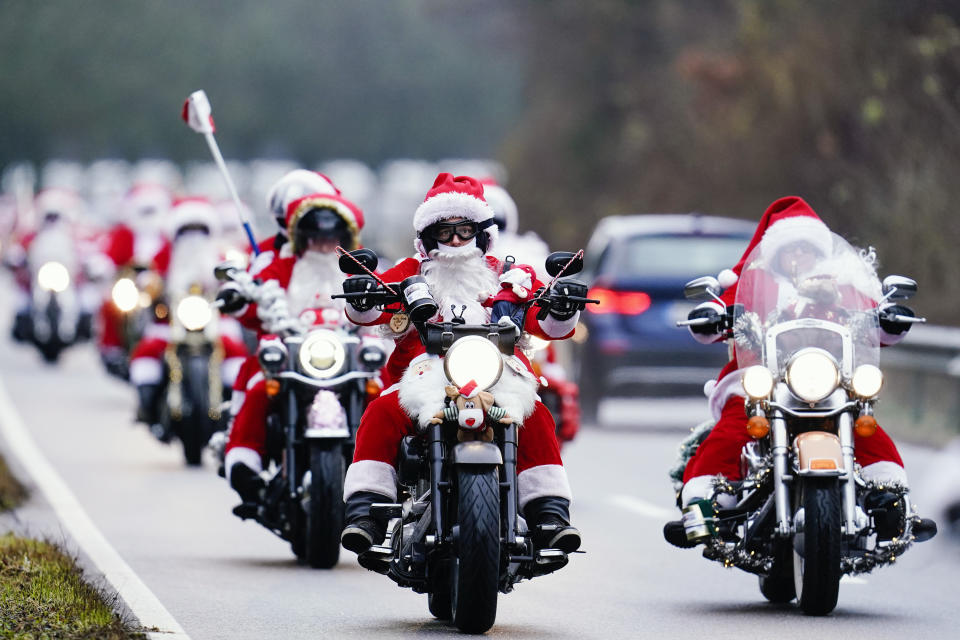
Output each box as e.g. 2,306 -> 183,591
0,377 -> 190,640
609,494 -> 677,520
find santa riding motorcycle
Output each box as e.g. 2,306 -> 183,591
337,174 -> 590,632
665,196 -> 937,615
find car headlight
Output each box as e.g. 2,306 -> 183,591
37,261 -> 70,293
742,366 -> 774,400
443,335 -> 503,390
299,329 -> 347,379
176,295 -> 213,331
851,364 -> 883,399
786,349 -> 839,403
111,277 -> 139,312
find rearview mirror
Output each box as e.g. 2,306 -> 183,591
683,276 -> 722,301
882,275 -> 918,301
339,248 -> 379,275
545,251 -> 583,278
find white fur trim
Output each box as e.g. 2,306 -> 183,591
130,358 -> 163,385
221,357 -> 244,387
229,390 -> 246,417
707,370 -> 744,421
518,464 -> 572,509
703,379 -> 718,397
860,461 -> 908,487
489,363 -> 538,422
248,249 -> 275,277
413,191 -> 494,232
681,475 -> 737,508
538,311 -> 579,338
717,268 -> 739,288
398,355 -> 448,429
143,323 -> 171,340
345,305 -> 382,325
279,242 -> 294,259
761,216 -> 832,259
343,460 -> 398,501
246,371 -> 264,391
225,446 -> 263,482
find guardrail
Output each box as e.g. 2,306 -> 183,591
878,325 -> 960,447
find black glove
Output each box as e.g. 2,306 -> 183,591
215,283 -> 249,314
547,278 -> 588,321
879,304 -> 915,335
688,306 -> 724,336
343,275 -> 378,312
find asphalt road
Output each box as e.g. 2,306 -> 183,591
2,316 -> 960,638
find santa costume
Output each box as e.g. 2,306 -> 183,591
680,196 -> 909,507
340,173 -> 581,554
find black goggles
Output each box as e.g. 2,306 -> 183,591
423,219 -> 492,243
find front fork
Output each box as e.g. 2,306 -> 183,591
284,387 -> 299,500
771,411 -> 859,537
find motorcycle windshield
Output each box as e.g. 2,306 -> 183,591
733,228 -> 882,373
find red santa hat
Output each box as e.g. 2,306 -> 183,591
413,173 -> 498,253
458,379 -> 481,399
480,178 -> 518,234
718,196 -> 831,292
266,170 -> 340,222
284,192 -> 365,251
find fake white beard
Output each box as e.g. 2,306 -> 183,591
287,250 -> 345,316
167,232 -> 218,297
422,243 -> 498,324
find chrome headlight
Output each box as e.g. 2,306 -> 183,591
443,335 -> 503,390
176,295 -> 213,331
112,278 -> 139,312
258,336 -> 288,373
37,261 -> 70,293
742,366 -> 774,400
299,329 -> 347,379
786,349 -> 839,403
851,364 -> 883,399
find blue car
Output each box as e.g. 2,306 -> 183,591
575,214 -> 755,424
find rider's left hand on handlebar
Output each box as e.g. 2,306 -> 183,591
879,303 -> 916,335
342,275 -> 379,312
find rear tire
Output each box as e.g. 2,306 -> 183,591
305,442 -> 345,569
793,478 -> 841,615
181,416 -> 205,466
451,467 -> 500,634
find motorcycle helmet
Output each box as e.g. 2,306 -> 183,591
292,207 -> 350,256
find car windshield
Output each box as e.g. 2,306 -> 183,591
612,235 -> 748,278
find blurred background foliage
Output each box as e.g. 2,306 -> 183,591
2,0 -> 959,319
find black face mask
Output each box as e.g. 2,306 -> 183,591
294,207 -> 350,255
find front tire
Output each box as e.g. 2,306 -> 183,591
305,442 -> 345,569
793,478 -> 841,615
451,467 -> 500,634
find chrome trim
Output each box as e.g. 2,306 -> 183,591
277,370 -> 374,387
767,400 -> 857,419
837,412 -> 859,535
771,413 -> 791,537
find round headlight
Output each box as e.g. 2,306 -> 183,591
111,278 -> 139,312
742,366 -> 775,400
176,295 -> 213,331
851,364 -> 883,398
299,329 -> 346,379
37,261 -> 70,293
786,349 -> 839,403
444,335 -> 503,390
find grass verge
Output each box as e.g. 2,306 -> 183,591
0,453 -> 144,638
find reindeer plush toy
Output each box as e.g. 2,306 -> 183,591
430,379 -> 515,442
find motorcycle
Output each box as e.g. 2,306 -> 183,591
145,287 -> 234,465
671,228 -> 935,615
335,248 -> 596,633
9,228 -> 92,362
214,264 -> 387,569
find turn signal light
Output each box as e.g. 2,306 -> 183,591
746,415 -> 770,439
854,415 -> 878,438
810,459 -> 838,470
264,378 -> 281,397
366,378 -> 383,398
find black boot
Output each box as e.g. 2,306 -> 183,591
229,462 -> 265,519
663,520 -> 699,548
525,496 -> 581,553
341,491 -> 390,554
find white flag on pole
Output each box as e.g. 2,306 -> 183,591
182,90 -> 216,134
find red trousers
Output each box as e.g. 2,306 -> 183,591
683,394 -> 904,483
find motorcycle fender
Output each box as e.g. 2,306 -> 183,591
793,431 -> 844,476
452,441 -> 503,466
